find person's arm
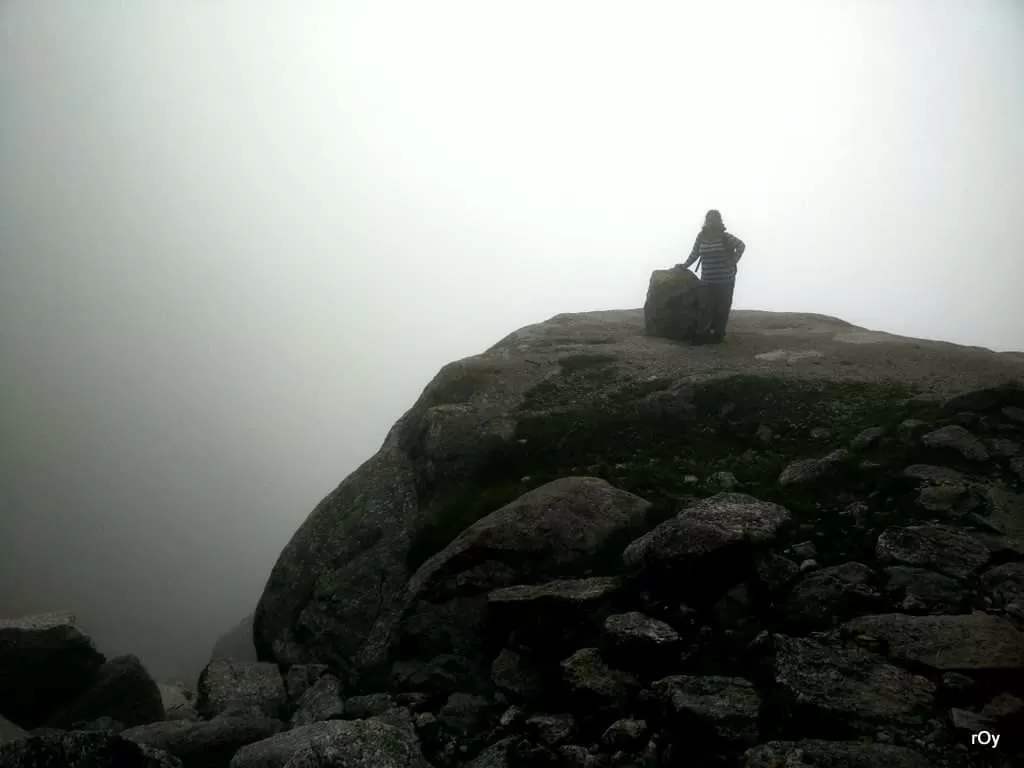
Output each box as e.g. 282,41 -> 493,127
677,235 -> 701,269
730,233 -> 746,262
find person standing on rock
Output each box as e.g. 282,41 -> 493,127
676,209 -> 746,344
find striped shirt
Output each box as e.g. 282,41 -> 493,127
682,231 -> 746,283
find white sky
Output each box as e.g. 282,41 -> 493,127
1,0 -> 1022,680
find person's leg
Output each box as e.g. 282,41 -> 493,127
695,281 -> 715,342
711,281 -> 736,341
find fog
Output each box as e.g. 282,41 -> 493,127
1,0 -> 1022,683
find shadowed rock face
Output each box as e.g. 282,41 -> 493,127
253,309 -> 1024,682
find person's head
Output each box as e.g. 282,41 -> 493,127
703,209 -> 724,231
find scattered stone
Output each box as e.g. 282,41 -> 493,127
898,420 -> 929,442
769,635 -> 935,729
922,425 -> 989,461
279,719 -> 429,768
45,654 -> 164,729
948,707 -> 992,732
391,655 -> 486,697
783,562 -> 883,630
875,524 -> 990,579
369,707 -> 416,738
916,483 -> 968,513
122,716 -> 284,767
755,424 -> 774,444
465,737 -> 515,768
230,721 -> 364,768
844,613 -> 1024,671
290,674 -> 345,727
883,567 -> 969,614
285,665 -> 330,707
603,612 -> 681,656
743,739 -> 930,767
940,672 -> 976,698
839,501 -> 870,527
810,427 -> 831,441
752,552 -> 799,596
902,464 -> 966,486
987,438 -> 1023,459
560,648 -> 639,711
0,730 -> 182,768
196,658 -> 287,720
981,562 -> 1024,609
778,459 -> 826,486
491,648 -> 547,701
498,706 -> 523,730
981,692 -> 1024,721
798,559 -> 818,573
343,693 -> 394,720
707,471 -> 740,490
601,718 -> 647,749
787,541 -> 818,561
524,713 -> 575,746
487,577 -> 622,652
851,426 -> 886,451
437,693 -> 496,738
650,675 -> 761,746
981,485 -> 1024,539
0,611 -> 106,728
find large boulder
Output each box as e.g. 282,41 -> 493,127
0,730 -> 182,767
643,268 -> 700,341
622,492 -> 790,603
396,477 -> 649,662
196,658 -> 287,720
253,308 -> 1024,679
46,654 -> 165,729
0,612 -> 106,728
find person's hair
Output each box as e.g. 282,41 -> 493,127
703,209 -> 724,230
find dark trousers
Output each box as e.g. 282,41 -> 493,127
698,280 -> 735,340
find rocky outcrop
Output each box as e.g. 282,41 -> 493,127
643,267 -> 700,342
234,311 -> 1024,765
